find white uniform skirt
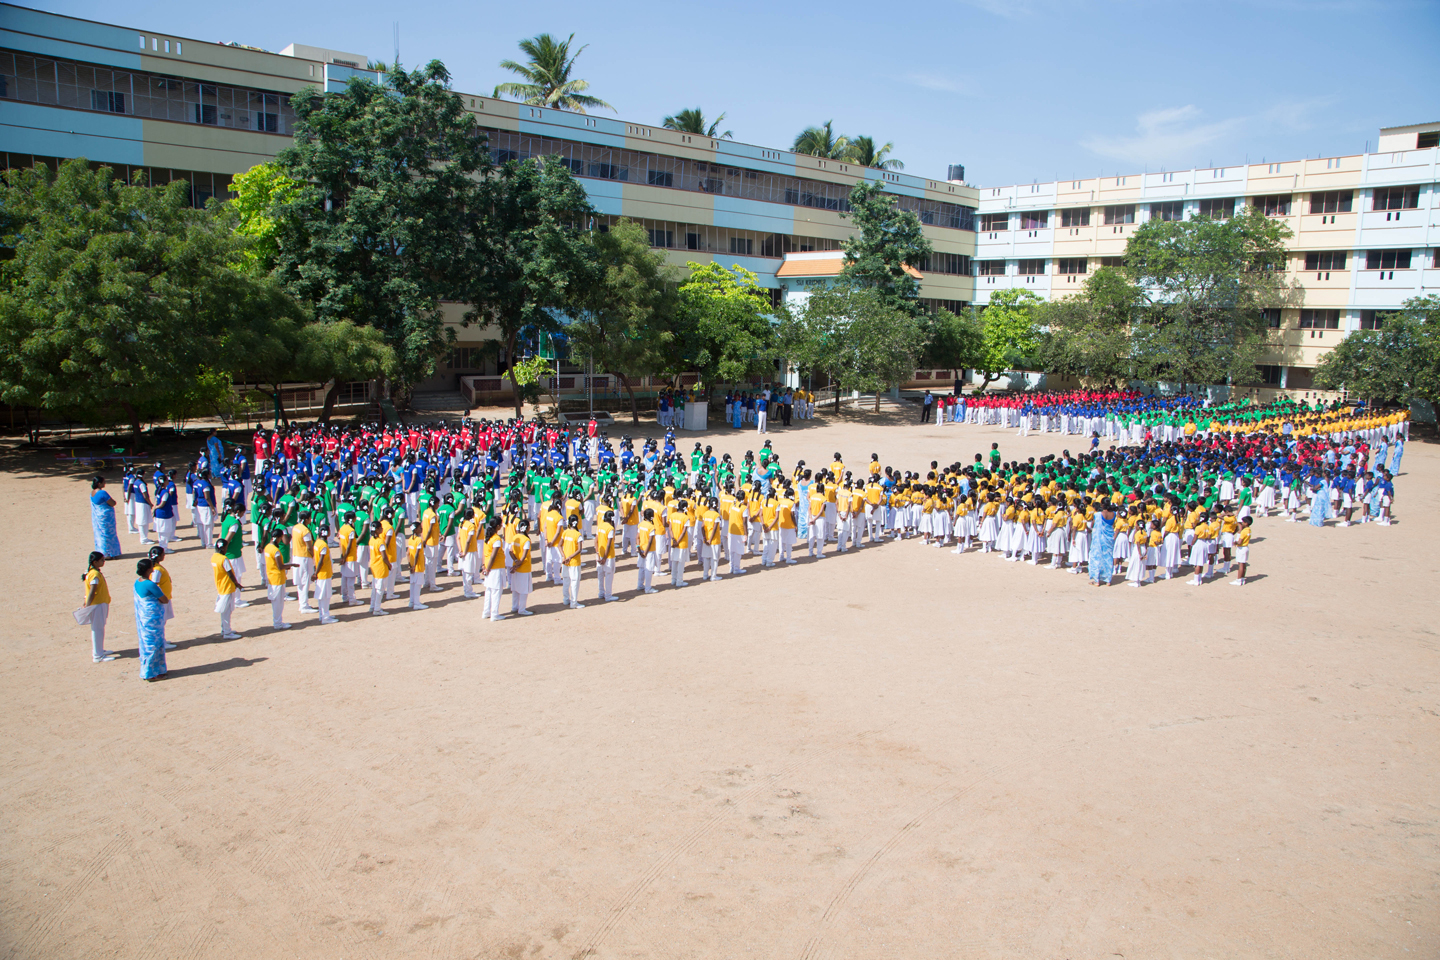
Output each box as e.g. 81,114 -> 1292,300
1068,529 -> 1089,564
1046,525 -> 1067,556
1160,533 -> 1182,569
980,514 -> 999,542
1189,538 -> 1211,566
1113,533 -> 1129,560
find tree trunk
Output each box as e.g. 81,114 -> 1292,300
834,381 -> 841,414
319,380 -> 340,425
874,389 -> 881,413
121,401 -> 142,450
506,333 -> 523,420
617,372 -> 640,424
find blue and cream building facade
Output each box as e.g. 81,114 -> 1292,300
972,125 -> 1440,393
0,2 -> 977,389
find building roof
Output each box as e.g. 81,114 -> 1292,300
775,251 -> 923,279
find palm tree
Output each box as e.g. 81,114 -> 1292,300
493,33 -> 613,114
846,135 -> 905,171
662,108 -> 732,139
792,121 -> 851,160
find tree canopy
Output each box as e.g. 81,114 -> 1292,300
662,108 -> 731,139
839,182 -> 932,317
846,135 -> 903,171
1034,266 -> 1141,388
1316,295 -> 1439,414
792,121 -> 851,160
780,283 -> 927,411
973,288 -> 1042,390
674,262 -> 776,390
493,33 -> 613,114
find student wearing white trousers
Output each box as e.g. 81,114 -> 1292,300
595,512 -> 619,601
312,529 -> 337,624
506,519 -> 534,616
81,553 -> 116,662
211,543 -> 243,639
482,519 -> 509,621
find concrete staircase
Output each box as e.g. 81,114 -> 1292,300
408,391 -> 469,417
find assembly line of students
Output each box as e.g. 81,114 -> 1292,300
76,397 -> 1407,666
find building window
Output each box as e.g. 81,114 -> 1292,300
921,298 -> 970,315
729,237 -> 753,255
1303,251 -> 1347,271
1057,258 -> 1087,275
1359,309 -> 1392,330
1099,256 -> 1125,268
1309,190 -> 1352,214
1261,308 -> 1282,328
1017,259 -> 1045,275
980,212 -> 1009,232
1151,201 -> 1183,222
1060,208 -> 1090,228
587,162 -> 629,181
1299,309 -> 1340,329
1254,194 -> 1291,217
646,170 -> 674,187
920,252 -> 972,276
193,102 -> 217,125
90,89 -> 125,113
1417,132 -> 1439,149
1266,163 -> 1282,174
1372,186 -> 1420,210
1257,364 -> 1283,386
1197,197 -> 1234,219
1365,249 -> 1412,270
647,228 -> 674,248
1019,210 -> 1047,230
1103,204 -> 1135,225
976,260 -> 1006,277
686,232 -> 700,250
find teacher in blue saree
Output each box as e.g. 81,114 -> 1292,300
90,476 -> 122,559
133,558 -> 168,681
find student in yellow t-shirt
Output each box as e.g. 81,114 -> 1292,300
457,509 -> 480,599
367,519 -> 391,616
700,499 -> 724,581
406,521 -> 429,611
725,497 -> 749,575
636,509 -> 659,594
595,511 -> 619,601
290,519 -> 315,613
503,518 -> 532,618
668,502 -> 691,587
82,552 -> 116,662
1231,516 -> 1253,586
807,483 -> 828,559
264,529 -> 297,629
776,492 -> 798,564
337,514 -> 359,605
560,515 -> 584,608
312,523 -> 338,624
760,494 -> 779,567
209,541 -> 244,639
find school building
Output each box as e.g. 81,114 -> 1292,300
1,2 -> 1434,404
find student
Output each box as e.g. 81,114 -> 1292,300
406,521 -> 429,611
482,518 -> 509,621
368,520 -> 391,616
212,540 -> 243,638
700,498 -> 724,580
807,482 -> 828,558
457,508 -> 480,599
637,508 -> 659,594
668,501 -> 691,587
777,490 -> 798,565
595,510 -> 619,601
147,546 -> 176,647
81,552 -> 116,662
291,515 -> 316,613
1230,516 -> 1253,587
505,518 -> 534,616
338,512 -> 360,605
263,530 -> 296,629
313,523 -> 338,624
560,515 -> 584,608
725,496 -> 748,575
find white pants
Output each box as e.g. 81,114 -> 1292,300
701,543 -> 720,579
371,576 -> 386,614
409,574 -> 425,609
637,553 -> 656,591
216,591 -> 235,635
563,565 -> 581,604
757,410 -> 767,433
670,547 -> 688,586
424,545 -> 440,589
809,518 -> 827,557
596,558 -> 615,599
267,583 -> 287,627
484,570 -> 506,619
727,534 -> 746,574
762,531 -> 777,566
195,505 -> 214,547
315,577 -> 332,619
295,557 -> 315,609
779,528 -> 796,562
509,571 -> 531,613
89,603 -> 109,657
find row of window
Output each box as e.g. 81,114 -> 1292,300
0,50 -> 296,134
975,249 -> 1429,277
0,153 -> 233,207
484,129 -> 977,231
1262,308 -> 1393,331
977,187 -> 1428,231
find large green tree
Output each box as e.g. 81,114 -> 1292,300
0,159 -> 302,444
972,288 -> 1042,391
1316,295 -> 1440,414
780,283 -> 927,412
1125,205 -> 1293,391
273,60 -> 488,391
567,218 -> 680,423
493,33 -> 613,113
674,261 -> 776,391
921,307 -> 984,373
838,181 -> 932,316
455,157 -> 595,418
1035,266 -> 1141,388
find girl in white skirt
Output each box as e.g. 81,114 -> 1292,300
1066,505 -> 1089,574
979,496 -> 1000,553
1125,522 -> 1148,587
1230,516 -> 1253,586
1160,512 -> 1183,580
1045,500 -> 1068,569
1188,513 -> 1215,585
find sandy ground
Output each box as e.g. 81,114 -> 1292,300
1,407 -> 1437,960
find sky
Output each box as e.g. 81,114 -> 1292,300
33,0 -> 1440,186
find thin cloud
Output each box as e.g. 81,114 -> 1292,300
905,72 -> 976,95
956,0 -> 1034,16
1080,105 -> 1245,166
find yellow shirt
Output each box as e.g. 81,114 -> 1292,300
313,539 -> 332,579
84,568 -> 110,605
542,509 -> 563,547
637,520 -> 656,554
726,503 -> 747,535
407,538 -> 425,573
777,499 -> 796,530
153,562 -> 172,602
505,532 -> 530,573
290,523 -> 312,562
264,543 -> 287,585
1236,527 -> 1252,548
370,541 -> 391,579
560,527 -> 583,566
595,521 -> 616,561
212,553 -> 238,594
338,524 -> 357,563
421,508 -> 440,547
669,515 -> 690,549
808,492 -> 827,519
701,510 -> 723,544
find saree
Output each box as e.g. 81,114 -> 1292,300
91,492 -> 122,558
134,580 -> 168,680
1309,483 -> 1332,527
1089,513 -> 1116,584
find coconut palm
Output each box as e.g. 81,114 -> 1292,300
493,33 -> 614,114
662,108 -> 732,140
792,121 -> 851,160
846,135 -> 904,171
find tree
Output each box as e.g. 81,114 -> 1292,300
839,182 -> 932,316
922,307 -> 983,372
1316,295 -> 1440,416
1124,205 -> 1294,391
0,159 -> 303,444
567,219 -> 680,423
1034,266 -> 1141,388
845,135 -> 904,171
493,33 -> 613,114
662,108 -> 731,139
455,157 -> 595,418
227,161 -> 300,273
273,60 -> 489,391
674,262 -> 776,391
973,289 -> 1042,391
792,121 -> 851,160
780,283 -> 927,412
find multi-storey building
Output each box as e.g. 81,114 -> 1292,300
0,3 -> 976,393
1,2 -> 1432,400
973,125 -> 1440,393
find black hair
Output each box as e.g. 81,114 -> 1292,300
83,551 -> 104,580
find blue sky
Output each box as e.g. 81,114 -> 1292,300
38,0 -> 1440,185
